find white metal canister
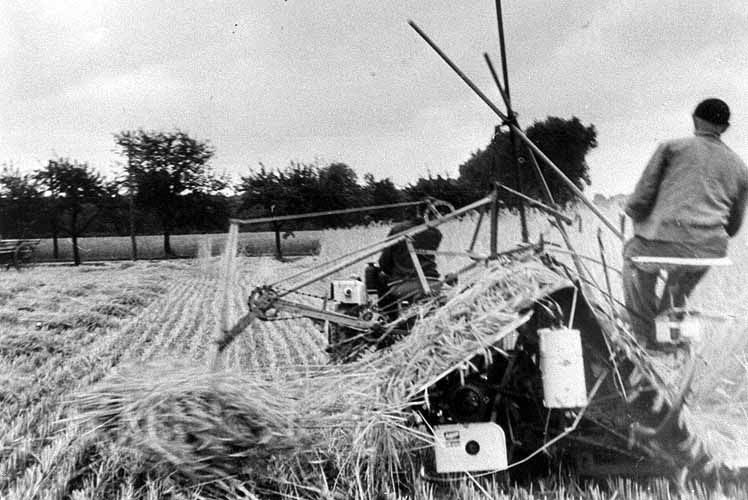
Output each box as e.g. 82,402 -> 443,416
539,327 -> 588,408
654,310 -> 702,345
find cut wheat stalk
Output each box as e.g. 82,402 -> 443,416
72,257 -> 572,494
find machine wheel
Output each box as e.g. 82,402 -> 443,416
13,243 -> 36,270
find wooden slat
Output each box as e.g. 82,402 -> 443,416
0,239 -> 41,254
631,256 -> 732,267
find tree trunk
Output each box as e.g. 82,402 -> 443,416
163,231 -> 172,257
160,211 -> 174,257
273,222 -> 282,261
52,217 -> 59,260
128,178 -> 138,261
71,208 -> 80,266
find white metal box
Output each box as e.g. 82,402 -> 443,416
433,422 -> 508,473
655,309 -> 702,344
539,327 -> 588,408
330,279 -> 368,305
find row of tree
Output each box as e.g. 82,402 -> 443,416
0,116 -> 597,264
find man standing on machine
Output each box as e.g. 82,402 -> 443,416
623,98 -> 748,347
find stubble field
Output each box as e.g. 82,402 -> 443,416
1,204 -> 747,499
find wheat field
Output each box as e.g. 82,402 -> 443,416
1,203 -> 747,499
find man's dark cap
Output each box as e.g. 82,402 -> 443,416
693,98 -> 730,125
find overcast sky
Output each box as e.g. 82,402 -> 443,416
3,0 -> 748,195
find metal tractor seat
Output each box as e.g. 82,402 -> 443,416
629,256 -> 732,273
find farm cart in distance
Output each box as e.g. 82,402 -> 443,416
0,239 -> 40,270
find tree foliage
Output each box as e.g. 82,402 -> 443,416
114,129 -> 225,255
0,115 -> 599,250
362,174 -> 403,221
238,161 -> 370,228
0,165 -> 42,238
35,159 -> 110,265
404,173 -> 471,210
458,116 -> 597,207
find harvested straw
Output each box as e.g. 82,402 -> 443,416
74,363 -> 306,483
689,329 -> 748,470
349,259 -> 569,404
73,257 -> 573,494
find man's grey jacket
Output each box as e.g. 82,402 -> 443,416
625,130 -> 748,257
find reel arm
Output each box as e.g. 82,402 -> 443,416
214,286 -> 382,356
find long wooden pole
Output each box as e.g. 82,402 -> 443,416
408,20 -> 623,241
485,53 -> 591,279
230,200 -> 423,226
485,53 -> 557,206
279,195 -> 494,296
496,184 -> 573,225
495,0 -> 528,243
489,186 -> 499,257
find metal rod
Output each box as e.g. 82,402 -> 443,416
468,206 -> 485,252
269,195 -> 492,289
506,370 -> 608,470
568,285 -> 579,329
486,53 -> 554,208
494,0 -> 528,243
279,195 -> 494,296
485,51 -> 589,279
417,249 -> 488,261
597,228 -> 615,303
409,20 -> 623,241
515,128 -> 622,240
484,54 -> 511,119
596,228 -> 628,399
495,0 -> 511,102
544,246 -> 623,276
496,183 -> 573,225
489,186 -> 499,257
406,238 -> 431,295
230,200 -> 423,225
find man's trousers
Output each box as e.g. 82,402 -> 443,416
622,236 -> 708,347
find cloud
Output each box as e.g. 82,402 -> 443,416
3,0 -> 748,196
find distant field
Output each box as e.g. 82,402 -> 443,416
33,231 -> 322,262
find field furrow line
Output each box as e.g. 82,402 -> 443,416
0,271 -> 196,492
297,321 -> 328,365
304,315 -> 328,346
0,318 -> 133,460
226,274 -> 256,370
173,271 -> 220,357
256,321 -> 278,369
0,313 -> 141,430
271,321 -> 294,366
116,285 -> 191,361
234,310 -> 259,372
188,269 -> 225,362
149,271 -> 214,358
126,276 -> 197,360
228,330 -> 251,371
2,305 -> 187,495
139,277 -> 201,359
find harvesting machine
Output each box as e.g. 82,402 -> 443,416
213,9 -> 746,488
216,182 -> 737,483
